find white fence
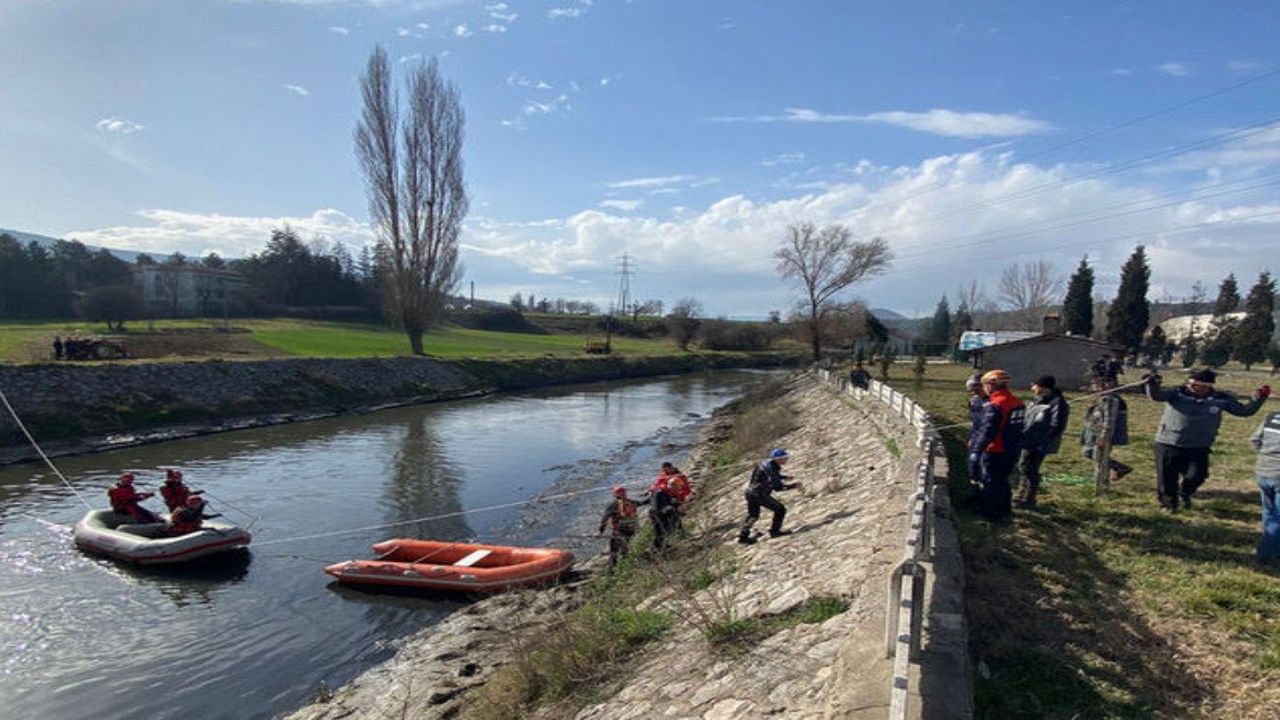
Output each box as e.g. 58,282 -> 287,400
816,369 -> 942,720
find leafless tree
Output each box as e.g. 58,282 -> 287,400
667,298 -> 703,350
997,259 -> 1062,330
355,48 -> 467,354
775,222 -> 892,361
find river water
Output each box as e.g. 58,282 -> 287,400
0,370 -> 775,720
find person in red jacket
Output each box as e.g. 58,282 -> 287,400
107,473 -> 159,524
168,496 -> 220,536
661,463 -> 692,505
972,369 -> 1026,521
159,468 -> 203,512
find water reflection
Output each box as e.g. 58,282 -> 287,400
381,417 -> 472,542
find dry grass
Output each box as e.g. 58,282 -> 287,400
907,363 -> 1280,719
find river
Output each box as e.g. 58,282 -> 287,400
0,370 -> 775,720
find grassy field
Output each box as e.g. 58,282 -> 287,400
894,363 -> 1279,719
0,318 -> 690,363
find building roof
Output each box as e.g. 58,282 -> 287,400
957,330 -> 1038,351
978,332 -> 1121,354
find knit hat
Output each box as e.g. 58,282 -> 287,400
1033,375 -> 1056,389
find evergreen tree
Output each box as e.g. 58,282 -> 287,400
1234,271 -> 1276,370
1105,245 -> 1150,356
1181,332 -> 1199,368
1268,341 -> 1280,376
1142,325 -> 1168,366
1061,256 -> 1095,337
928,296 -> 951,346
951,301 -> 973,339
1202,332 -> 1233,368
1213,273 -> 1241,316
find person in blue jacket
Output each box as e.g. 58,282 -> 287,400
972,369 -> 1025,521
738,449 -> 801,544
965,374 -> 987,490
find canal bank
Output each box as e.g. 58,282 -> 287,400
283,372 -> 971,720
0,351 -> 799,466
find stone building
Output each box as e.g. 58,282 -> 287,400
134,264 -> 248,317
969,316 -> 1121,390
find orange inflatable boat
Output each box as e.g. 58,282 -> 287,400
324,539 -> 574,593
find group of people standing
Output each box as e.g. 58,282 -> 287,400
963,360 -> 1277,560
107,469 -> 220,535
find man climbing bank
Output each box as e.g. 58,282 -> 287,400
738,448 -> 802,544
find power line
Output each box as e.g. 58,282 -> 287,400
614,253 -> 635,316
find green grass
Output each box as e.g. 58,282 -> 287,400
902,363 -> 1280,719
0,317 -> 690,363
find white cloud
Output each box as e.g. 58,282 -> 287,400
327,25 -> 349,35
547,7 -> 586,18
1109,67 -> 1132,76
535,81 -> 553,90
599,199 -> 643,211
416,22 -> 430,30
761,152 -> 806,167
522,94 -> 571,116
95,117 -> 145,134
67,208 -> 374,258
397,27 -> 412,36
1156,61 -> 1191,77
460,150 -> 1280,314
606,174 -> 696,189
707,107 -> 1052,138
1150,121 -> 1280,175
399,53 -> 422,64
482,24 -> 507,33
454,24 -> 472,37
485,2 -> 517,22
1227,59 -> 1263,73
282,83 -> 310,96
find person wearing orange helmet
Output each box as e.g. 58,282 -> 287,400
656,462 -> 692,532
972,369 -> 1025,521
168,495 -> 221,536
107,472 -> 159,524
598,486 -> 640,570
159,468 -> 203,512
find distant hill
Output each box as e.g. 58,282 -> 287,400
0,227 -> 143,262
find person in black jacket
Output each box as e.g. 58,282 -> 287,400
849,362 -> 871,390
737,449 -> 801,544
965,374 -> 987,490
1017,375 -> 1070,508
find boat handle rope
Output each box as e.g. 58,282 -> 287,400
0,383 -> 92,509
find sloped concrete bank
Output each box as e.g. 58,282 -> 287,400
0,352 -> 797,465
281,373 -> 971,720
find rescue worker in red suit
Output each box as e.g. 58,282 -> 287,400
160,468 -> 203,512
972,369 -> 1025,521
598,486 -> 639,570
108,473 -> 160,524
168,495 -> 221,536
655,462 -> 692,534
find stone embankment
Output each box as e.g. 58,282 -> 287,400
0,352 -> 795,464
282,373 -> 970,720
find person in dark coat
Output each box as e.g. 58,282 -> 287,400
965,374 -> 987,489
973,369 -> 1025,521
1144,368 -> 1269,511
738,449 -> 801,544
849,362 -> 871,390
643,482 -> 680,551
1016,375 -> 1070,508
52,336 -> 63,361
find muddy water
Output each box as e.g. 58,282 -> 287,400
0,370 -> 777,720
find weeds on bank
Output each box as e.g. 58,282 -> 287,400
701,596 -> 851,655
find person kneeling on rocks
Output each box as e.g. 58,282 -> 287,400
599,486 -> 640,569
738,449 -> 801,544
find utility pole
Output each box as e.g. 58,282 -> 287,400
469,281 -> 475,310
614,253 -> 635,320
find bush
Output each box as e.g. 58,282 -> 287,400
75,284 -> 143,331
699,318 -> 775,351
447,308 -> 546,334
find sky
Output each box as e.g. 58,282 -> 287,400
1,0 -> 1278,318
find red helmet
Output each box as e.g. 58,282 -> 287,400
613,486 -> 627,498
166,468 -> 183,482
119,472 -> 135,484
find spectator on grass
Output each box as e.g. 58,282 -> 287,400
849,362 -> 871,390
52,336 -> 63,360
1017,375 -> 1070,509
1081,377 -> 1132,483
1249,407 -> 1280,562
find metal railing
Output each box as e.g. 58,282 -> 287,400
816,368 -> 942,720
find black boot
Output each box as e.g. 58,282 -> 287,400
738,532 -> 757,545
769,529 -> 793,538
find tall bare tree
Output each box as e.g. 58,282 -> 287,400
355,48 -> 467,354
998,259 -> 1062,330
775,222 -> 892,361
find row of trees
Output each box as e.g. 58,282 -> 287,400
925,247 -> 1277,370
0,234 -> 134,319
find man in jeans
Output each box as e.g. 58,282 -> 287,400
1249,409 -> 1280,561
1144,369 -> 1269,511
1017,375 -> 1070,508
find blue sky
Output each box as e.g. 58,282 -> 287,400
1,1 -> 1278,317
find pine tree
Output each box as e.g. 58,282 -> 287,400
1105,246 -> 1150,356
928,296 -> 951,346
951,301 -> 973,340
1062,256 -> 1095,337
1142,325 -> 1168,366
1181,332 -> 1200,368
1213,273 -> 1241,316
1234,271 -> 1276,370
